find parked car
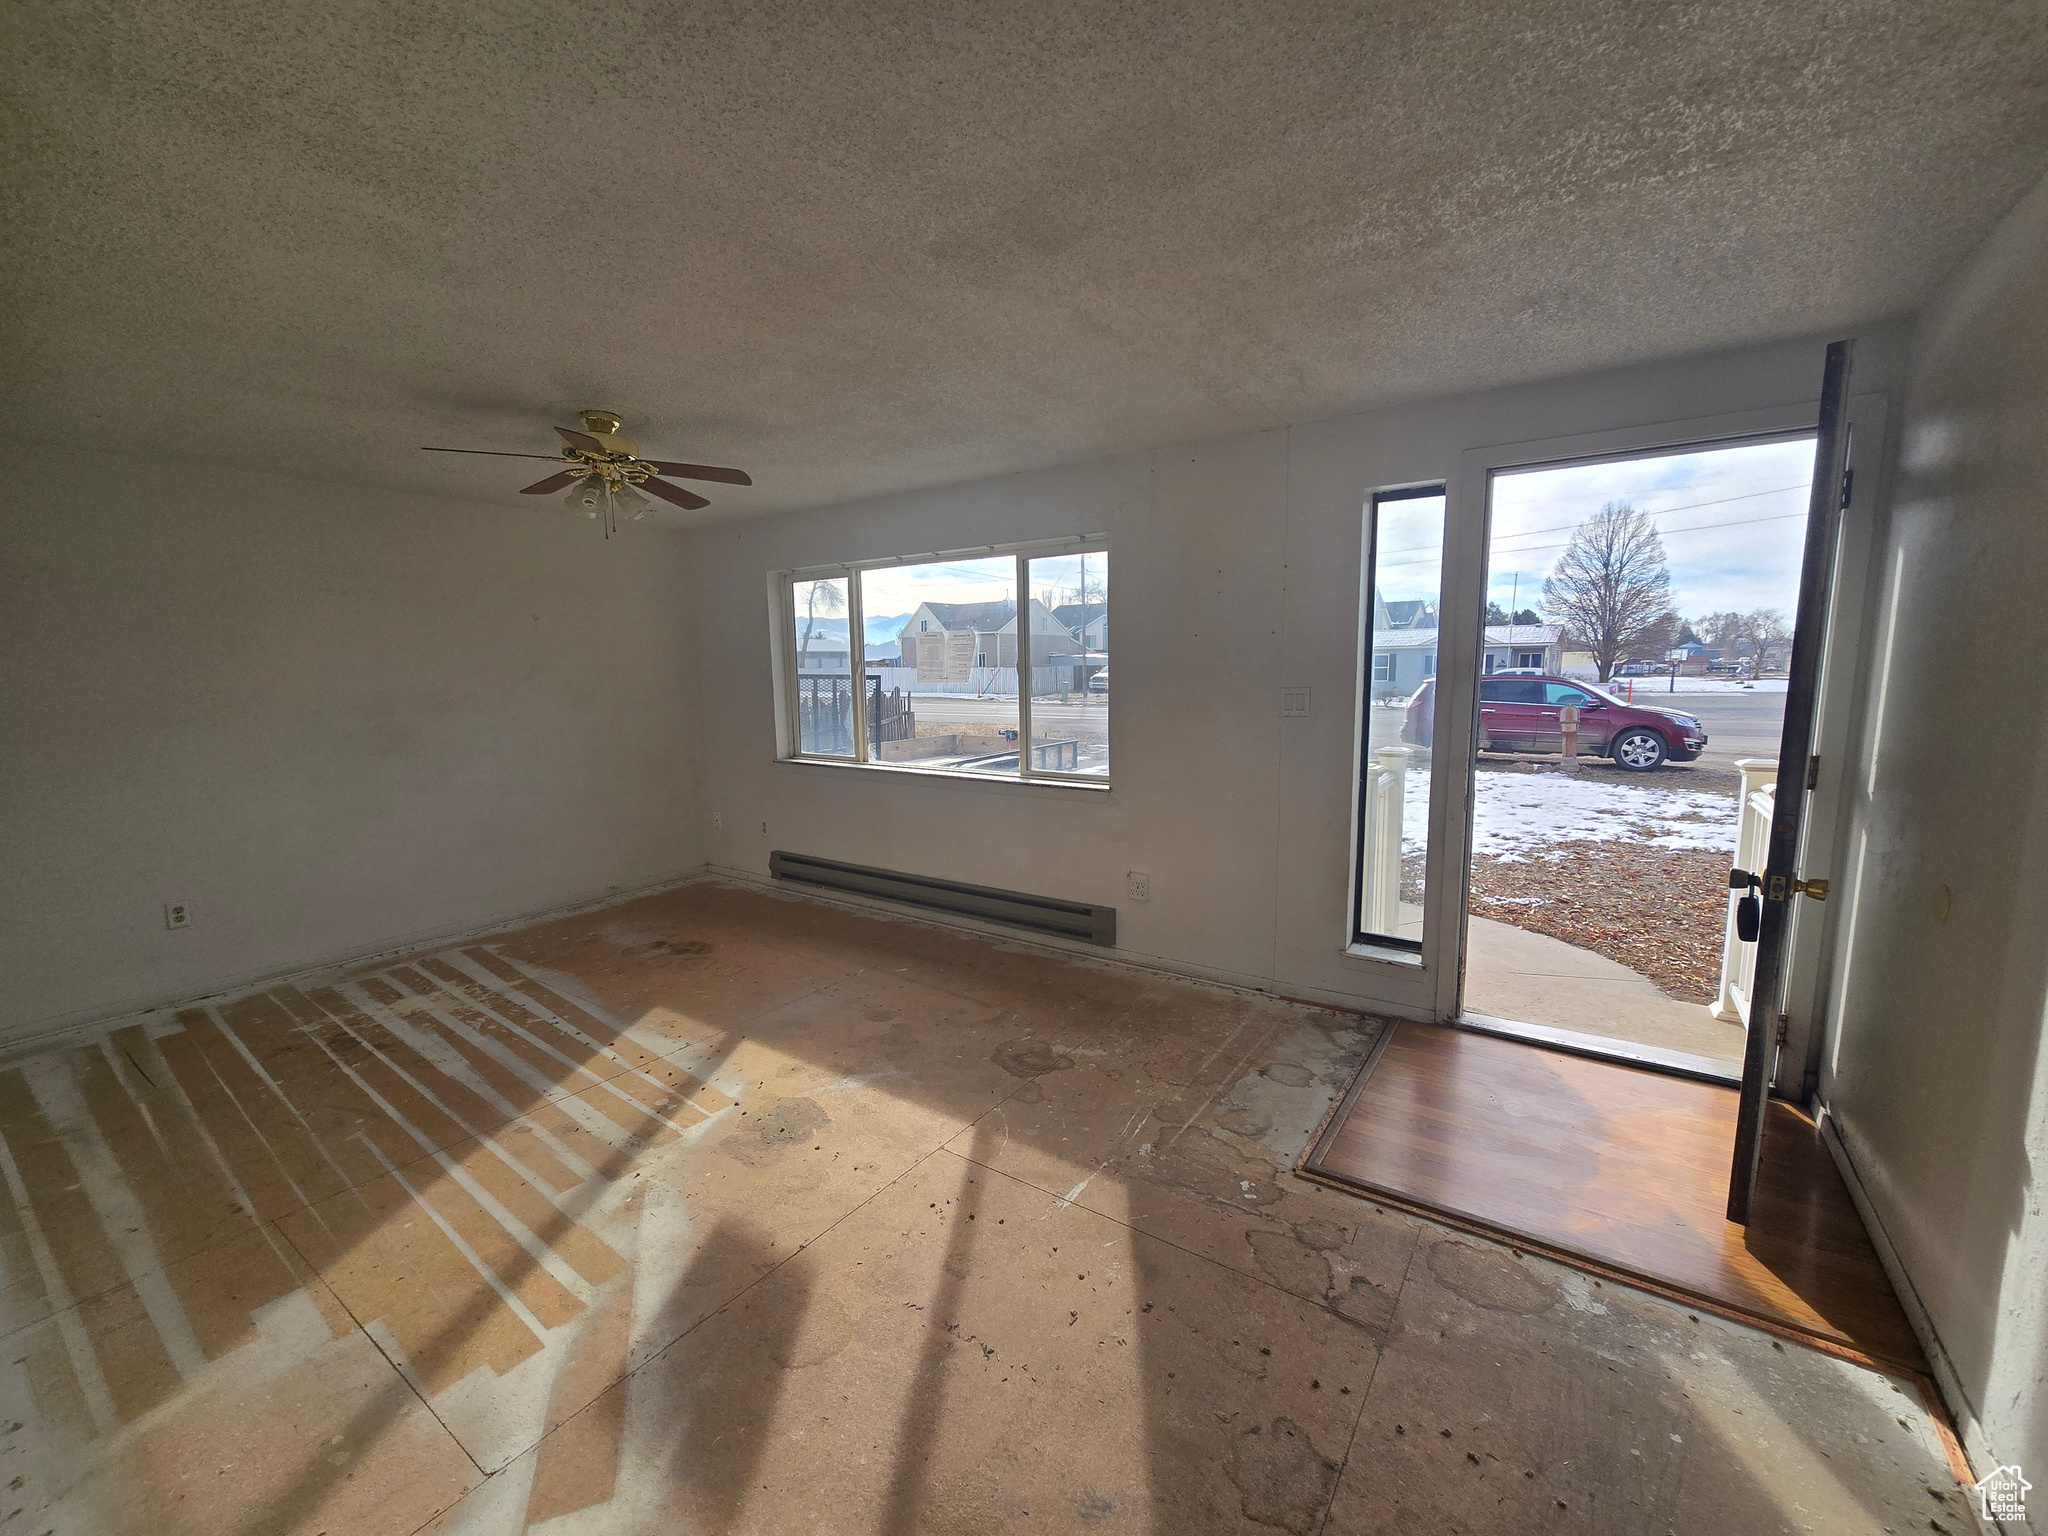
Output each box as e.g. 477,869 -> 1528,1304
1087,666 -> 1108,694
1400,675 -> 1707,771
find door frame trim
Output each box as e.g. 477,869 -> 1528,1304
1429,395 -> 1891,1094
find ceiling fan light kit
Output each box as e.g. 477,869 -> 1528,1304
420,409 -> 752,538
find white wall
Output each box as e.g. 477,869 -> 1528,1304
1,454 -> 701,1039
688,325 -> 1906,1017
1824,173 -> 2048,1478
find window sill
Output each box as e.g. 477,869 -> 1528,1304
1341,940 -> 1423,969
777,755 -> 1113,794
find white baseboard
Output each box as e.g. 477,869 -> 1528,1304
8,862 -> 1418,1066
0,869 -> 713,1061
699,862 -> 1426,1026
1816,1109 -> 2000,1494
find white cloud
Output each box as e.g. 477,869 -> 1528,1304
1489,437 -> 1815,620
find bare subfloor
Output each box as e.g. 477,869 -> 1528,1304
0,883 -> 1971,1534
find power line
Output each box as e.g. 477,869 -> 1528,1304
1373,480 -> 1809,563
1490,481 -> 1809,552
1375,502 -> 1809,573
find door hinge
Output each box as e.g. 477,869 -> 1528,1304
1806,754 -> 1821,790
1775,1013 -> 1790,1045
1840,466 -> 1854,508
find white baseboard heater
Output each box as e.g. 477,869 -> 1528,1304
769,851 -> 1117,947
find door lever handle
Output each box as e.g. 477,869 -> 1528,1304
1729,868 -> 1762,942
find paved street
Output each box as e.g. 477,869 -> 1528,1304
1651,691 -> 1789,765
913,687 -> 1786,773
1365,687 -> 1787,774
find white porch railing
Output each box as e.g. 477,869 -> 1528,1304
1358,747 -> 1411,934
1713,758 -> 1778,1025
1361,749 -> 1778,1002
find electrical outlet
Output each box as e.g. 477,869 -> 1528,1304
761,821 -> 769,835
1126,871 -> 1151,903
1280,687 -> 1310,717
164,900 -> 193,930
712,811 -> 723,830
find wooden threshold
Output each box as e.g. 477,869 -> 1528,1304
1455,1009 -> 1740,1085
1300,1020 -> 1926,1376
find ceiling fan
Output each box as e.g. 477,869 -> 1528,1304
422,410 -> 752,535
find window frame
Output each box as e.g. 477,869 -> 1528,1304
1350,482 -> 1447,958
771,534 -> 1111,789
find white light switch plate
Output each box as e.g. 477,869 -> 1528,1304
1280,688 -> 1310,717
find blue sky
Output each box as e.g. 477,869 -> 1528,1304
1373,436 -> 1816,624
1489,437 -> 1814,621
788,613 -> 914,647
1374,496 -> 1449,606
794,551 -> 1107,648
859,554 -> 1017,617
855,551 -> 1106,614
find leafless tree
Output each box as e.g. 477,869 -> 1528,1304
799,578 -> 844,662
1695,610 -> 1746,651
1542,502 -> 1679,682
1697,607 -> 1793,672
1745,608 -> 1793,671
1076,552 -> 1106,607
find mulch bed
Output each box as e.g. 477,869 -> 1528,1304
1469,838 -> 1730,1004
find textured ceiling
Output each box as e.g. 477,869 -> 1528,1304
5,1 -> 2047,522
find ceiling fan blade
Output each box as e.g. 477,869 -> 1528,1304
641,477 -> 711,511
643,460 -> 753,486
556,426 -> 606,454
519,470 -> 582,495
422,447 -> 573,462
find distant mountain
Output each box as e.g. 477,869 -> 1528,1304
792,613 -> 914,648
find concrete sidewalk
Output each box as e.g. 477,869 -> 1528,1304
1464,915 -> 1748,1065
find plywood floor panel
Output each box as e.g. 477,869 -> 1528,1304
1301,1020 -> 1924,1371
2,884 -> 1972,1533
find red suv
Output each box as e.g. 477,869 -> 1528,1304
1401,675 -> 1707,771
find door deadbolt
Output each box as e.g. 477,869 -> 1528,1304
1760,872 -> 1829,903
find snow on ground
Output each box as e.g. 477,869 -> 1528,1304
1602,677 -> 1789,696
1373,678 -> 1785,704
1401,767 -> 1739,860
